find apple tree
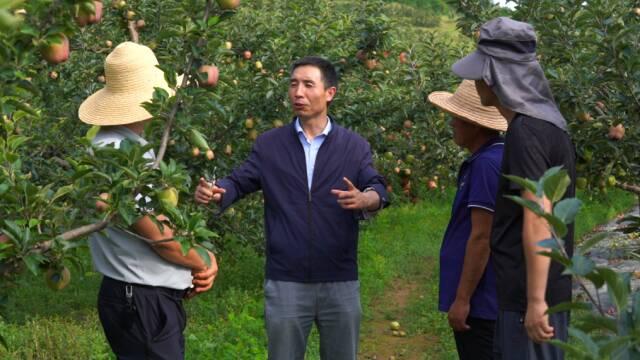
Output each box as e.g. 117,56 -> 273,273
449,0 -> 640,197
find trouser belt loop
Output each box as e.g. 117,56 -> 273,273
125,284 -> 135,311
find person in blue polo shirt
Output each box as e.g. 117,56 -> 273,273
194,56 -> 389,360
428,80 -> 507,359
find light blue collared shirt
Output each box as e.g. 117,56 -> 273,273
295,117 -> 332,190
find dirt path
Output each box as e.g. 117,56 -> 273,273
359,268 -> 438,360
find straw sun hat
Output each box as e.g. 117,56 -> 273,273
79,42 -> 175,126
427,80 -> 507,132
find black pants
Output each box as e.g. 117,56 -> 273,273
97,276 -> 188,360
453,316 -> 496,360
493,311 -> 568,360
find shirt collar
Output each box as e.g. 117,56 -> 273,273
295,117 -> 332,139
111,125 -> 148,146
465,136 -> 504,163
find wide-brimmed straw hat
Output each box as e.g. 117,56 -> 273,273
427,80 -> 507,131
79,42 -> 175,126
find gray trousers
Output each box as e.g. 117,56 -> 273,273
264,280 -> 361,360
494,310 -> 569,360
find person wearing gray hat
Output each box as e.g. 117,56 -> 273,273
452,17 -> 577,360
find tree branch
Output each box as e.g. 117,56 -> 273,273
152,0 -> 214,169
128,20 -> 139,43
34,214 -> 116,253
616,182 -> 640,195
0,215 -> 115,279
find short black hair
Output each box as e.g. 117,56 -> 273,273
290,56 -> 338,90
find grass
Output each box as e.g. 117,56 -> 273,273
574,188 -> 638,241
2,187 -> 633,359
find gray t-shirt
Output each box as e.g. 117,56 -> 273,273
89,126 -> 192,289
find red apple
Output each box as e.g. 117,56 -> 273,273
398,52 -> 407,64
217,0 -> 240,10
243,50 -> 252,60
578,112 -> 592,122
41,34 -> 70,64
364,59 -> 377,70
75,1 -> 103,27
198,64 -> 219,87
608,124 -> 625,140
96,193 -> 110,212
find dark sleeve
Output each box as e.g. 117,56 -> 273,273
216,141 -> 262,211
356,141 -> 390,210
467,156 -> 501,212
503,121 -> 550,191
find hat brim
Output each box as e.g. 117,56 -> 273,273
452,50 -> 486,80
78,73 -> 183,126
79,88 -> 157,126
427,91 -> 507,132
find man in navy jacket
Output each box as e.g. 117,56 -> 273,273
194,56 -> 389,359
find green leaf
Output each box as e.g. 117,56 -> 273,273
537,238 -> 561,250
566,254 -> 595,276
542,169 -> 570,203
195,246 -> 211,268
584,271 -> 605,289
574,313 -> 617,333
539,166 -> 564,181
85,125 -> 100,141
542,213 -> 567,238
568,328 -> 599,355
598,336 -> 634,358
554,198 -> 582,224
51,185 -> 74,203
7,135 -> 29,151
579,232 -> 613,254
633,292 -> 640,330
538,249 -> 571,267
598,268 -> 630,311
547,301 -> 592,314
546,339 -> 591,359
503,174 -> 538,194
207,15 -> 220,26
504,195 -> 543,215
179,239 -> 191,256
22,253 -> 42,276
117,201 -> 134,226
194,227 -> 217,239
0,331 -> 6,350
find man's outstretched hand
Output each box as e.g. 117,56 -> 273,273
331,177 -> 378,210
194,177 -> 226,205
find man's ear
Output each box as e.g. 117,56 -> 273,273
325,86 -> 337,102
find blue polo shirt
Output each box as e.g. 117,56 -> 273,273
438,137 -> 503,320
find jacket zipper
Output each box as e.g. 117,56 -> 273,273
306,189 -> 312,281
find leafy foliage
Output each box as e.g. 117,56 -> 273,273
507,168 -> 640,358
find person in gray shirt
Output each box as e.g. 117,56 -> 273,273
78,41 -> 217,359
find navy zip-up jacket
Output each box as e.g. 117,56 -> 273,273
216,118 -> 389,282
